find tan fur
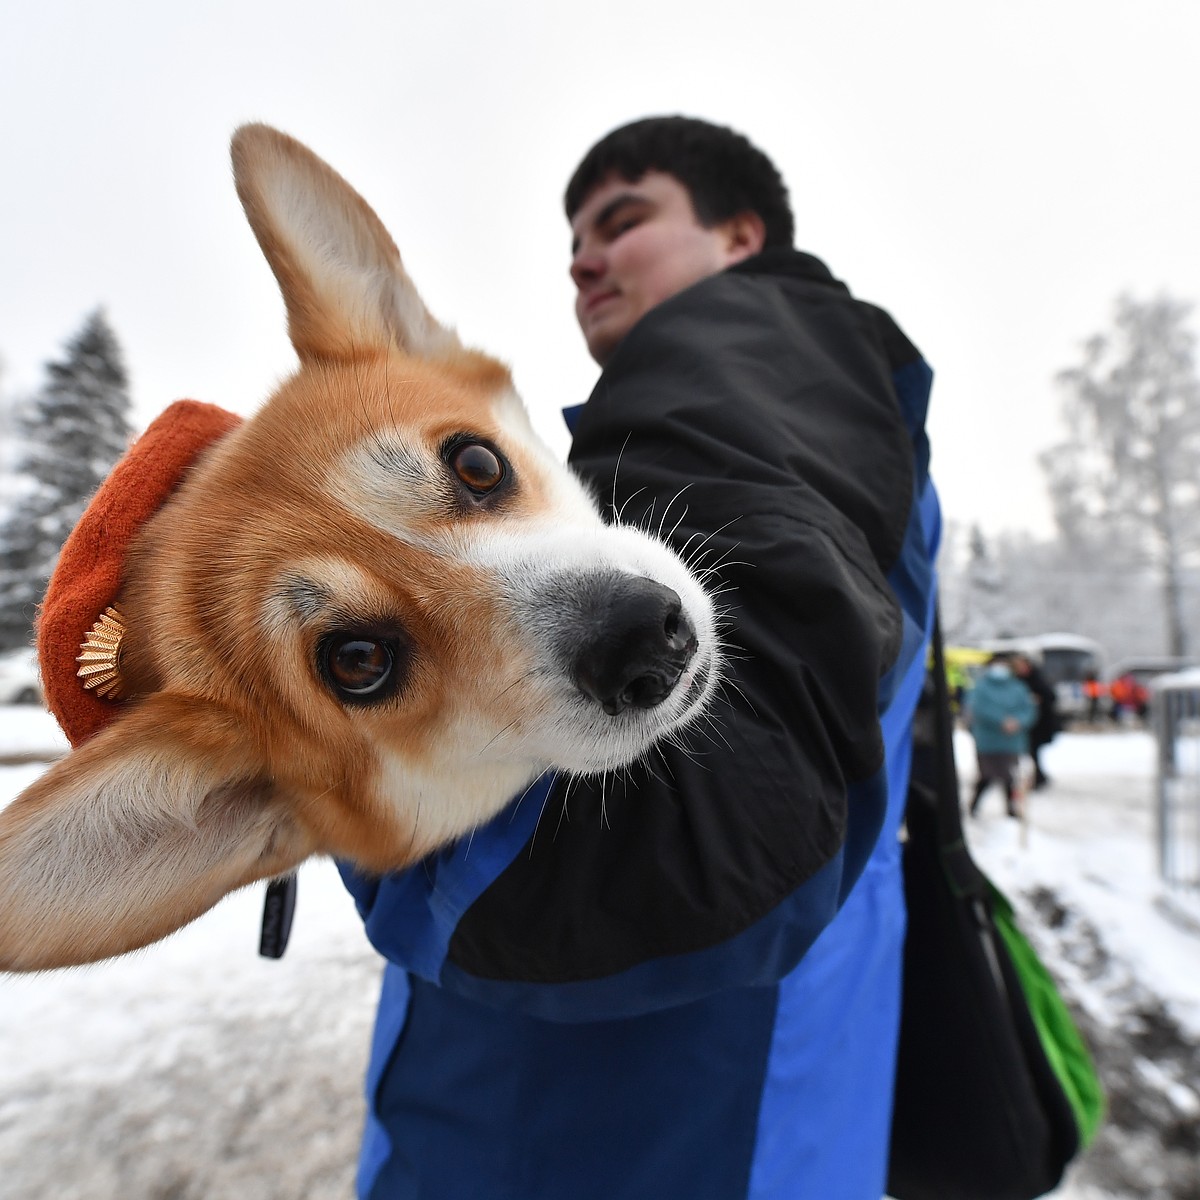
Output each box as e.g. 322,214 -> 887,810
0,125 -> 719,971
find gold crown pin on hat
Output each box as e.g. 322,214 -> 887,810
76,605 -> 128,700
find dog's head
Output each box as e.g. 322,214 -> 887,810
0,125 -> 719,971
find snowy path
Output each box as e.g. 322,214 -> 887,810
1,711 -> 1198,1198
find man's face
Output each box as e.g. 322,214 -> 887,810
569,171 -> 763,366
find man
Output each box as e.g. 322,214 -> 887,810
340,116 -> 939,1199
1013,652 -> 1059,788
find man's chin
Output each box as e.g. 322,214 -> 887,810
583,317 -> 630,367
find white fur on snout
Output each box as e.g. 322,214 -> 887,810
458,518 -> 721,774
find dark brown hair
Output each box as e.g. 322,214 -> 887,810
565,115 -> 794,250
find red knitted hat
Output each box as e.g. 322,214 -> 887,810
37,399 -> 244,747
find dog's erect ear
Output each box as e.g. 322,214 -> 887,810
0,695 -> 316,971
231,122 -> 461,363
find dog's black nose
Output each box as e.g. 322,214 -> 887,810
573,577 -> 697,716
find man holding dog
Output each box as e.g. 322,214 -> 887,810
342,116 -> 938,1199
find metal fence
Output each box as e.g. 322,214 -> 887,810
1153,672 -> 1200,888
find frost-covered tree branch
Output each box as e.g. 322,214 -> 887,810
1040,295 -> 1200,657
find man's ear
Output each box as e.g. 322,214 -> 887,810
721,210 -> 767,264
0,695 -> 316,971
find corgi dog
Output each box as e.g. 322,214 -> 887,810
0,125 -> 719,972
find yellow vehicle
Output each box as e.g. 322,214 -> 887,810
942,645 -> 989,712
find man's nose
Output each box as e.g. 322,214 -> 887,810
570,247 -> 604,290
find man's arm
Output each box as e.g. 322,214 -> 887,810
344,264 -> 930,1019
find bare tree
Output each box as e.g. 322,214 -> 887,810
1041,294 -> 1200,658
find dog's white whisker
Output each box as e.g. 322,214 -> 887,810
475,715 -> 526,759
609,431 -> 634,523
676,530 -> 708,561
701,553 -> 754,575
551,777 -> 579,842
665,501 -> 693,544
657,483 -> 694,541
526,781 -> 559,859
661,731 -> 707,769
508,775 -> 550,821
690,712 -> 734,755
642,746 -> 681,788
716,677 -> 756,716
681,519 -> 743,567
614,485 -> 648,527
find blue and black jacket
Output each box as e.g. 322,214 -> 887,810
340,249 -> 939,1199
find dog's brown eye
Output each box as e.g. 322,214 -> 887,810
320,634 -> 399,703
450,442 -> 505,493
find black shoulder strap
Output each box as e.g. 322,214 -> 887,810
927,609 -> 988,900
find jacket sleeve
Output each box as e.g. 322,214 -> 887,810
341,267 -> 923,1021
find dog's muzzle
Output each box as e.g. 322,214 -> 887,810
571,576 -> 698,716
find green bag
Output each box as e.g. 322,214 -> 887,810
988,881 -> 1106,1148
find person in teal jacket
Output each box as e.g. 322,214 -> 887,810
967,652 -> 1037,817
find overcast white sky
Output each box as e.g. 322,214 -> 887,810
1,0 -> 1197,538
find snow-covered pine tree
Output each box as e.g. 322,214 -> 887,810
0,310 -> 133,651
947,524 -> 1013,643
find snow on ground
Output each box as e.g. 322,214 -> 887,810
1,709 -> 1198,1198
967,729 -> 1200,1039
0,703 -> 68,759
0,707 -> 380,1200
